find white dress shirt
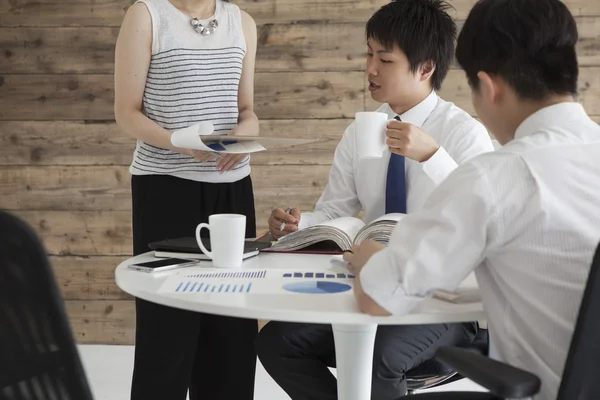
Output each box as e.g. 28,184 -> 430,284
299,91 -> 495,229
360,102 -> 600,400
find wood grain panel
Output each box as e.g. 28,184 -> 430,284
51,255 -> 132,300
0,72 -> 364,119
0,0 -> 384,27
0,119 -> 348,166
66,300 -> 135,344
65,300 -> 267,344
4,69 -> 599,121
3,18 -> 599,74
0,24 -> 366,73
0,165 -> 329,212
254,72 -> 364,119
17,210 -> 133,256
365,68 -> 600,116
0,27 -> 119,74
13,212 -> 284,256
1,0 -> 597,27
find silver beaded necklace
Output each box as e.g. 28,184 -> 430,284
184,0 -> 219,36
190,17 -> 218,36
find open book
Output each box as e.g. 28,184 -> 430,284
171,122 -> 317,154
264,214 -> 406,253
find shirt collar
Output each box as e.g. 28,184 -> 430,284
515,102 -> 588,140
383,90 -> 439,128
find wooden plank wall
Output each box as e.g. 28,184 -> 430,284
1,0 -> 599,344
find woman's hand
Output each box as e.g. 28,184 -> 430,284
216,153 -> 249,172
190,150 -> 218,163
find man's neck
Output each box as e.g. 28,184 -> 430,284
388,90 -> 432,116
510,94 -> 575,133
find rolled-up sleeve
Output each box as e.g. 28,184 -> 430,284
359,162 -> 495,315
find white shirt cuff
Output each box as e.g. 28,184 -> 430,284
422,146 -> 458,185
359,248 -> 424,316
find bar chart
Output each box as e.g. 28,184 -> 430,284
174,281 -> 253,293
184,270 -> 267,279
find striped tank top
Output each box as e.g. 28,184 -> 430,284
130,0 -> 251,183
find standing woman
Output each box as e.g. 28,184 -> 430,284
114,0 -> 259,399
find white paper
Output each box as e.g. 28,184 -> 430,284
170,121 -> 216,151
170,122 -> 267,154
158,267 -> 356,295
202,139 -> 266,154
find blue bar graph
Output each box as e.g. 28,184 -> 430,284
185,270 -> 267,279
174,280 -> 255,293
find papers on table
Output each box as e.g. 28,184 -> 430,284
158,267 -> 355,295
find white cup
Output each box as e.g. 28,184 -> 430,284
195,214 -> 246,268
355,111 -> 392,159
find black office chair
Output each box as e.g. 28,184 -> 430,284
405,241 -> 600,400
406,328 -> 488,394
0,211 -> 94,400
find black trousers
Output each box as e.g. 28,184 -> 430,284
256,321 -> 478,400
130,174 -> 258,400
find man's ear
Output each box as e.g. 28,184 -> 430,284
419,60 -> 436,83
477,71 -> 502,105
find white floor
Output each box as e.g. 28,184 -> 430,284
78,345 -> 486,400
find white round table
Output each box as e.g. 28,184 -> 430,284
116,252 -> 484,400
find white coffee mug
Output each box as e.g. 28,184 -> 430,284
196,214 -> 246,268
355,111 -> 393,159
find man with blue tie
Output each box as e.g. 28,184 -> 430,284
257,1 -> 495,399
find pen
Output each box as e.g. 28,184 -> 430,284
279,207 -> 292,231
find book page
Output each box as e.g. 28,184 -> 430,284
170,122 -> 266,153
368,213 -> 406,225
170,122 -> 216,151
353,213 -> 406,245
202,139 -> 266,154
268,217 -> 365,252
316,217 -> 366,239
208,136 -> 318,149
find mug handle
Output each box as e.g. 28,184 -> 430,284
195,223 -> 213,260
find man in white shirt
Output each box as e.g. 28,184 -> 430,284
255,1 -> 495,399
344,0 -> 600,399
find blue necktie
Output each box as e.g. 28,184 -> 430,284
385,116 -> 407,214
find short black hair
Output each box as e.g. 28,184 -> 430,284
366,0 -> 457,91
456,0 -> 578,100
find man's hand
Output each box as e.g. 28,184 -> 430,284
386,120 -> 440,162
343,240 -> 385,274
268,207 -> 301,239
353,274 -> 392,316
216,153 -> 249,172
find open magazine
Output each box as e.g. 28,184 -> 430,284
263,214 -> 406,253
171,122 -> 317,154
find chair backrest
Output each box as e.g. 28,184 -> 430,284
0,211 -> 93,399
557,241 -> 600,399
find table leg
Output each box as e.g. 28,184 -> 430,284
332,323 -> 378,400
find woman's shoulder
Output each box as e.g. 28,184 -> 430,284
222,1 -> 255,23
239,8 -> 256,28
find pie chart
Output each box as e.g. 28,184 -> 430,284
282,281 -> 352,294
